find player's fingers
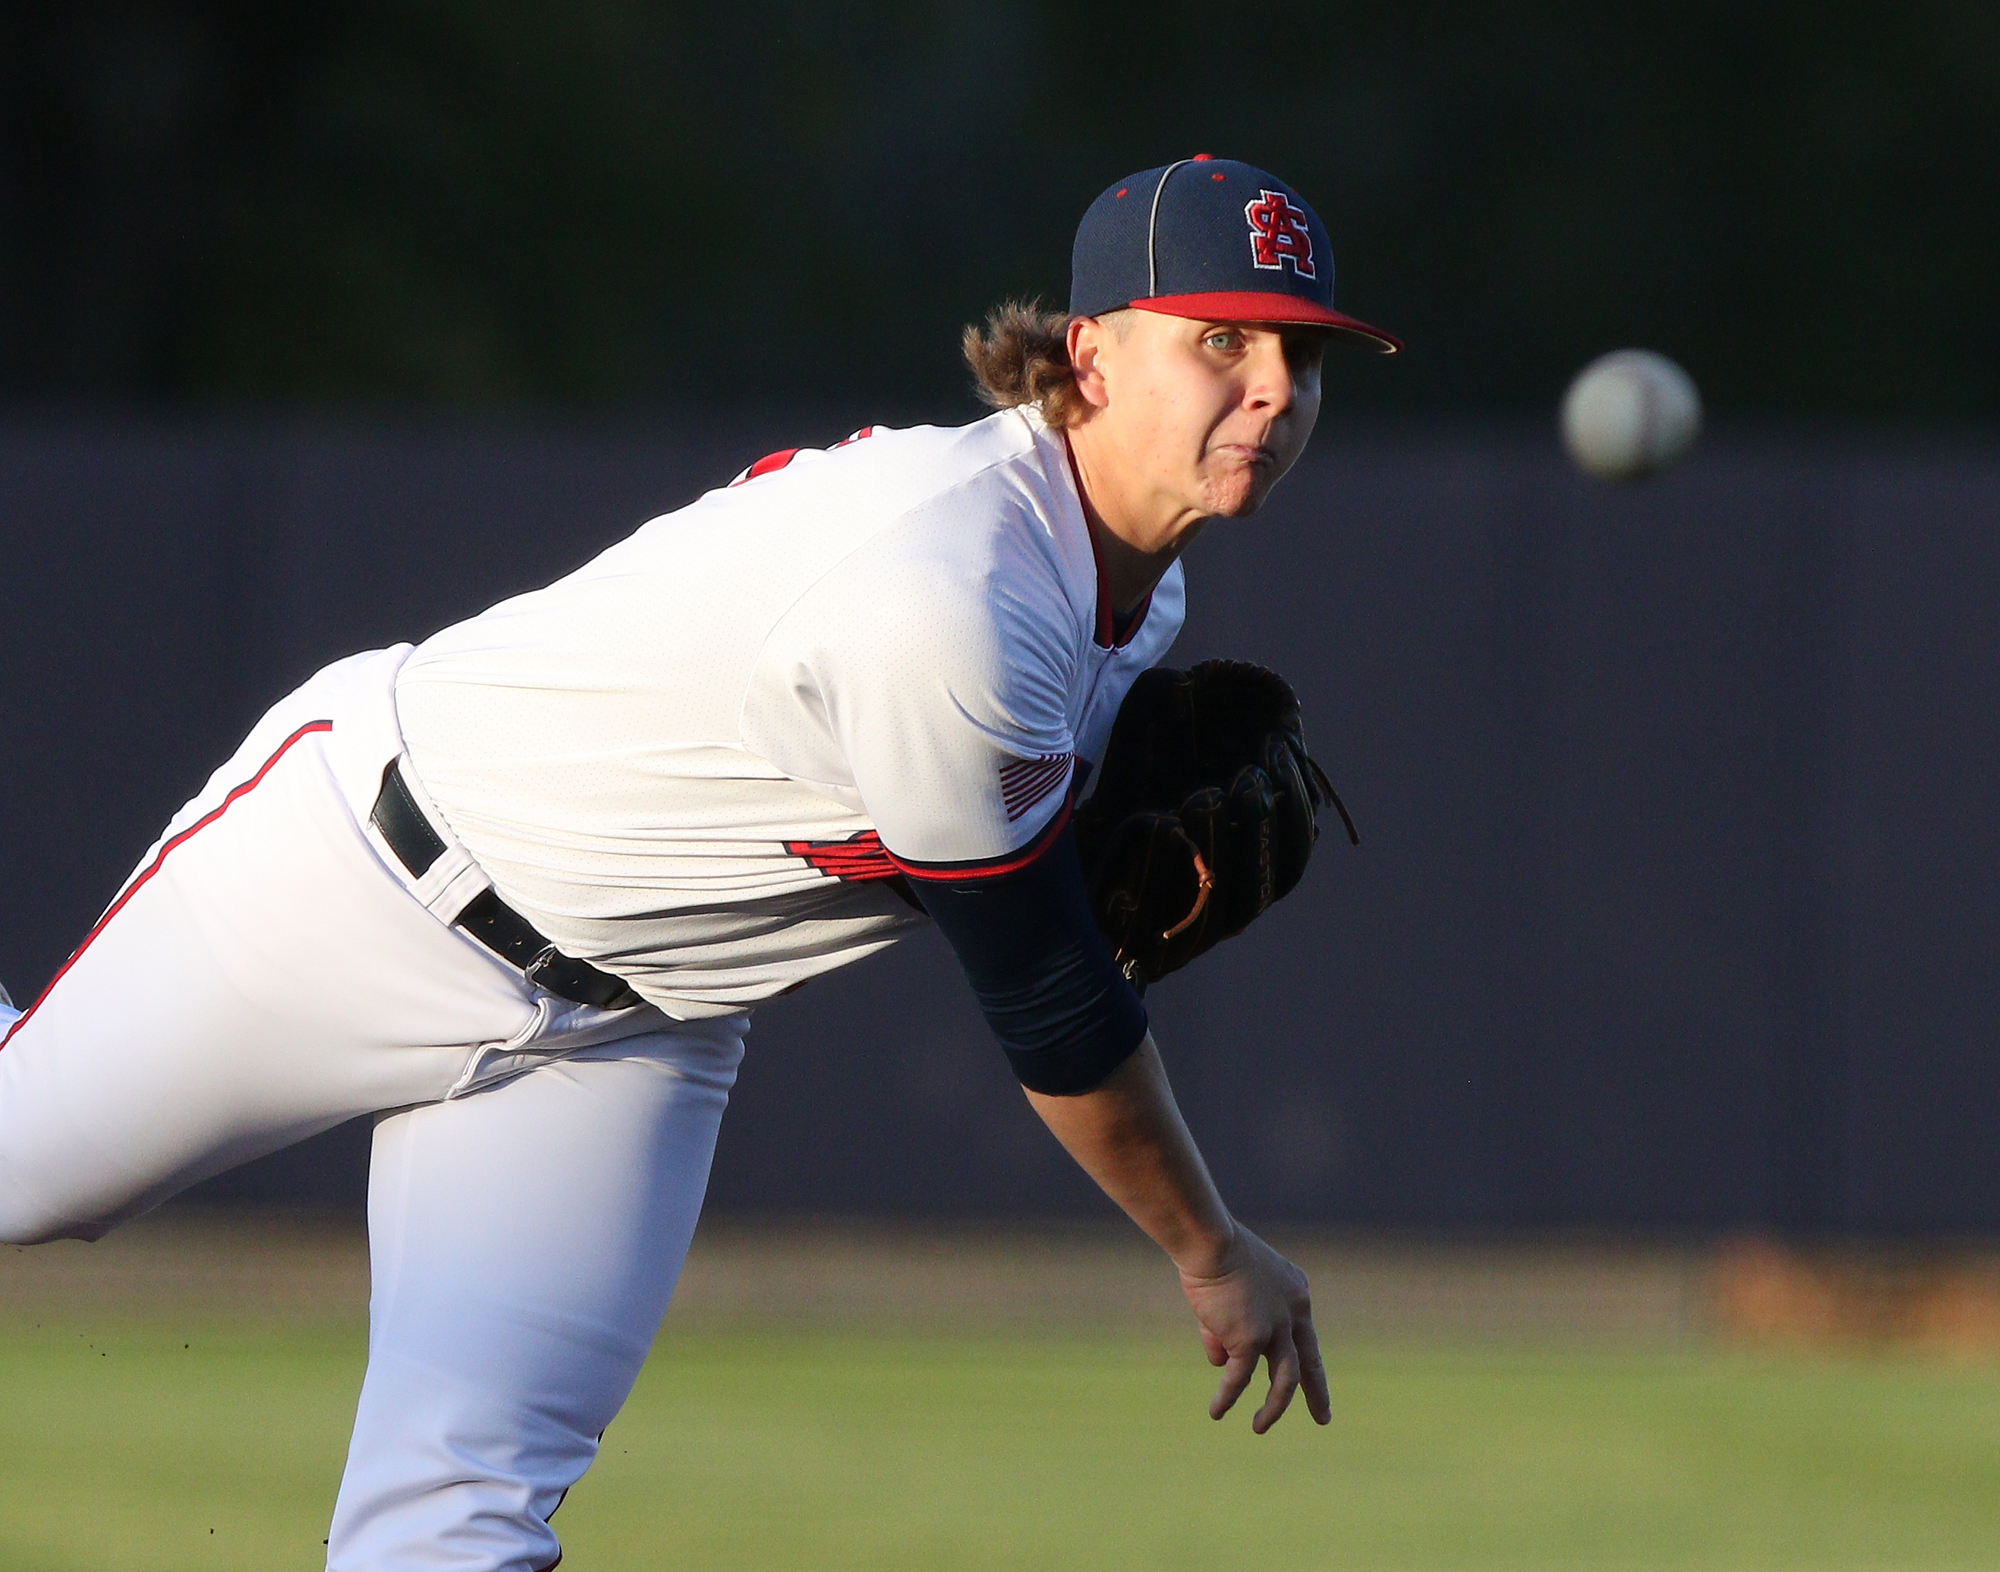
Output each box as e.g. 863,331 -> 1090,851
1201,1327 -> 1228,1368
1209,1347 -> 1258,1421
1295,1315 -> 1332,1425
1250,1330 -> 1301,1435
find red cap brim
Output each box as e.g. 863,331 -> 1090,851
1130,291 -> 1402,353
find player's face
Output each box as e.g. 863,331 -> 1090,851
1086,312 -> 1325,523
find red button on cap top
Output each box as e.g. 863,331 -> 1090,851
1191,152 -> 1213,160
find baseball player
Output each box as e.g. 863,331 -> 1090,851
0,156 -> 1397,1569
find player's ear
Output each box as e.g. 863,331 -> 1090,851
1066,317 -> 1114,412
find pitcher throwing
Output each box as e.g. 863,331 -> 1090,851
0,156 -> 1397,1570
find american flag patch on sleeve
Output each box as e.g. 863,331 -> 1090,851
998,752 -> 1073,822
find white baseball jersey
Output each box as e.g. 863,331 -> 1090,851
394,407 -> 1185,1018
2,406 -> 1180,1567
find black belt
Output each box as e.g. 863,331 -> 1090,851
370,760 -> 641,1011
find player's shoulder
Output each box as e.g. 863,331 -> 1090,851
758,417 -> 1094,667
849,418 -> 1092,615
740,407 -> 1086,602
719,407 -> 1051,511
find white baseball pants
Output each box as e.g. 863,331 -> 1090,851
0,649 -> 745,1570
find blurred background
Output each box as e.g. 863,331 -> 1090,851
4,7 -> 2000,1565
5,0 -> 1997,1230
5,0 -> 1997,419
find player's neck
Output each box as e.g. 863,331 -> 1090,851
1062,429 -> 1207,614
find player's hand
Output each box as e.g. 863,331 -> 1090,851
1176,1224 -> 1330,1433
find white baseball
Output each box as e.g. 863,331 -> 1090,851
1559,349 -> 1703,482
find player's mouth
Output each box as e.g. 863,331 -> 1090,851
1209,441 -> 1277,468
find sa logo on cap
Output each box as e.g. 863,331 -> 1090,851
1244,190 -> 1316,280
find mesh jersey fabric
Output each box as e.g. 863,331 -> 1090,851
394,407 -> 1185,1019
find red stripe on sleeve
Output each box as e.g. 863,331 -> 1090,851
887,799 -> 1073,883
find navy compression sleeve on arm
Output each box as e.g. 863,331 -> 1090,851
909,822 -> 1149,1096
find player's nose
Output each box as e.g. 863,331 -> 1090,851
1240,337 -> 1296,414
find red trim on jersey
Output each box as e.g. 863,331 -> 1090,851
1061,435 -> 1153,650
730,427 -> 877,487
785,828 -> 901,882
0,720 -> 334,1052
732,447 -> 802,485
998,752 -> 1073,822
1129,292 -> 1402,352
888,798 -> 1073,883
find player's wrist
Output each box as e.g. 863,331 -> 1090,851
1168,1215 -> 1241,1281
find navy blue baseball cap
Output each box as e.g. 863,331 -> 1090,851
1069,156 -> 1401,353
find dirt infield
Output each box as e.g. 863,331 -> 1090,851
7,1205 -> 1999,1352
1711,1236 -> 2000,1358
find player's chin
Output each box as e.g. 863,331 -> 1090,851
1201,464 -> 1278,519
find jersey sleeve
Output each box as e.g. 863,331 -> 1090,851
913,820 -> 1148,1094
745,518 -> 1084,878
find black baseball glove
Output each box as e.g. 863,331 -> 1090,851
1073,660 -> 1356,991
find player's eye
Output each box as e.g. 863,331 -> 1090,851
1202,328 -> 1244,353
1283,333 -> 1328,373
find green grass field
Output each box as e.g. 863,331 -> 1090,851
3,1318 -> 1999,1571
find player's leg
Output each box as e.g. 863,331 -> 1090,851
0,690 -> 534,1245
325,1016 -> 745,1572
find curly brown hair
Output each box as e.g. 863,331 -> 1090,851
961,299 -> 1102,429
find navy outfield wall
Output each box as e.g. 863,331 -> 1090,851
1,417 -> 1995,1233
